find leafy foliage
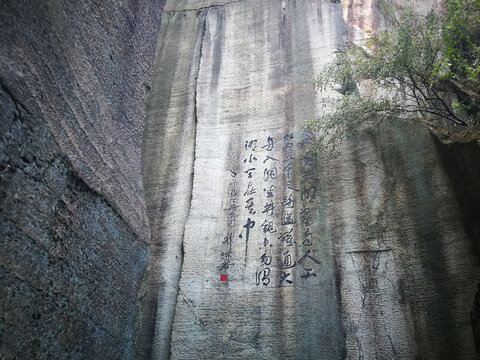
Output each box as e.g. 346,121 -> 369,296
309,0 -> 480,153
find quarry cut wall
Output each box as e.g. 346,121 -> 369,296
140,0 -> 480,359
1,0 -> 479,359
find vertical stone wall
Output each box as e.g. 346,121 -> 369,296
142,0 -> 479,358
0,0 -> 165,358
2,0 -> 479,358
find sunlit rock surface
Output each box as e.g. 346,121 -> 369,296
340,0 -> 442,41
1,0 -> 479,359
141,0 -> 479,359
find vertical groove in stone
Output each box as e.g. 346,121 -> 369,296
168,1 -> 349,358
137,7 -> 209,359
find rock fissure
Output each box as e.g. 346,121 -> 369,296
164,0 -> 244,14
166,10 -> 209,357
0,79 -> 29,115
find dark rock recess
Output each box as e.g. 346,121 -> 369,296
434,138 -> 480,358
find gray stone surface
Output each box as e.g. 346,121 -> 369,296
142,0 -> 480,358
324,120 -> 478,359
137,9 -> 205,359
1,0 -> 479,358
433,139 -> 480,358
0,0 -> 165,358
0,0 -> 164,242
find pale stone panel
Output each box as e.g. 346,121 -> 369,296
145,0 -> 480,359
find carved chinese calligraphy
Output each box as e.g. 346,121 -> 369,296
219,131 -> 321,286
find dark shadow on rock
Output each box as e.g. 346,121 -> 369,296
433,136 -> 480,358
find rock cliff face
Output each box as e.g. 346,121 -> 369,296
0,0 -> 165,358
1,0 -> 479,359
140,0 -> 480,359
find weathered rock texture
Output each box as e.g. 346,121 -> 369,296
1,0 -> 479,359
340,0 -> 442,40
141,0 -> 480,359
434,139 -> 480,358
0,0 -> 165,358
